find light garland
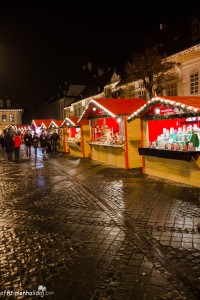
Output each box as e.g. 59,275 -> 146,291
78,99 -> 116,123
61,117 -> 76,127
127,98 -> 200,123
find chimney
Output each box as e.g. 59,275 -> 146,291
160,23 -> 166,30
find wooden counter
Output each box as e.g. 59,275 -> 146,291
138,147 -> 200,187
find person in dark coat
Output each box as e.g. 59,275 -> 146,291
51,130 -> 60,153
32,132 -> 39,157
24,130 -> 33,158
40,131 -> 47,157
0,134 -> 4,149
4,133 -> 14,161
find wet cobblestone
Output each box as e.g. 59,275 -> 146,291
0,146 -> 200,299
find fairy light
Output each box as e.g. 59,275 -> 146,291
78,99 -> 116,123
127,97 -> 200,122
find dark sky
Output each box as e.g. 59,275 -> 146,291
0,2 -> 199,111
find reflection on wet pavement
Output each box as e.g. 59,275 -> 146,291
0,145 -> 200,299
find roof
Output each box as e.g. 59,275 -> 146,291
60,116 -> 80,127
48,120 -> 63,128
31,119 -> 63,129
78,98 -> 146,123
127,96 -> 200,122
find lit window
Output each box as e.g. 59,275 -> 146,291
2,114 -> 6,122
9,114 -> 14,122
190,72 -> 199,94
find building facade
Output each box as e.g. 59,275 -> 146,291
0,97 -> 23,134
44,14 -> 200,119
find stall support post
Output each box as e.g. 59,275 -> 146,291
63,128 -> 67,153
124,116 -> 129,169
141,119 -> 146,172
81,125 -> 85,158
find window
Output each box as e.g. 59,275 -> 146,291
138,90 -> 146,99
9,114 -> 14,122
166,82 -> 177,96
2,114 -> 6,122
190,72 -> 199,94
0,99 -> 3,107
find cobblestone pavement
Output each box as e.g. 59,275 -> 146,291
0,145 -> 200,300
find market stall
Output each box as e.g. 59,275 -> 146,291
48,120 -> 64,152
60,116 -> 90,158
78,98 -> 146,168
31,119 -> 52,135
127,96 -> 200,187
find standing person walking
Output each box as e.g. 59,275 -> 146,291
40,131 -> 47,157
24,130 -> 33,158
13,132 -> 22,162
32,132 -> 39,158
4,132 -> 14,161
0,134 -> 5,150
46,131 -> 52,153
51,130 -> 60,154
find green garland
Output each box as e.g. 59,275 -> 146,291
142,112 -> 200,121
128,100 -> 200,122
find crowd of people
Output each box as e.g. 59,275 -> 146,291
0,129 -> 60,162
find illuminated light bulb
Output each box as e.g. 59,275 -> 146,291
154,107 -> 160,115
93,107 -> 96,111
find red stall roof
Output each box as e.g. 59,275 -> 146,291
127,96 -> 200,122
78,98 -> 146,123
32,119 -> 64,129
31,119 -> 52,129
60,116 -> 80,127
48,119 -> 63,128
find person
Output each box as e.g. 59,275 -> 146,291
32,132 -> 39,157
40,131 -> 47,157
51,130 -> 60,153
13,132 -> 22,162
24,130 -> 33,158
46,131 -> 52,152
0,134 -> 4,150
4,133 -> 14,161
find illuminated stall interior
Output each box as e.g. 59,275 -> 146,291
128,96 -> 200,187
60,117 -> 81,153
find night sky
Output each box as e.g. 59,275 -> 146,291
0,2 -> 199,113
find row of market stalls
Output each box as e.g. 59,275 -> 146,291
60,96 -> 200,188
14,96 -> 200,188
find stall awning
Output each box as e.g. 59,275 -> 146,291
128,96 -> 200,122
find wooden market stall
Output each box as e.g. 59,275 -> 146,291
31,119 -> 52,135
60,116 -> 90,158
78,98 -> 146,168
127,96 -> 200,187
48,119 -> 64,152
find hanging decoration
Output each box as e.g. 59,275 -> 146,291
127,97 -> 200,122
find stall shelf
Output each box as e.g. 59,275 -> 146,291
60,116 -> 90,158
128,96 -> 200,187
78,98 -> 146,169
